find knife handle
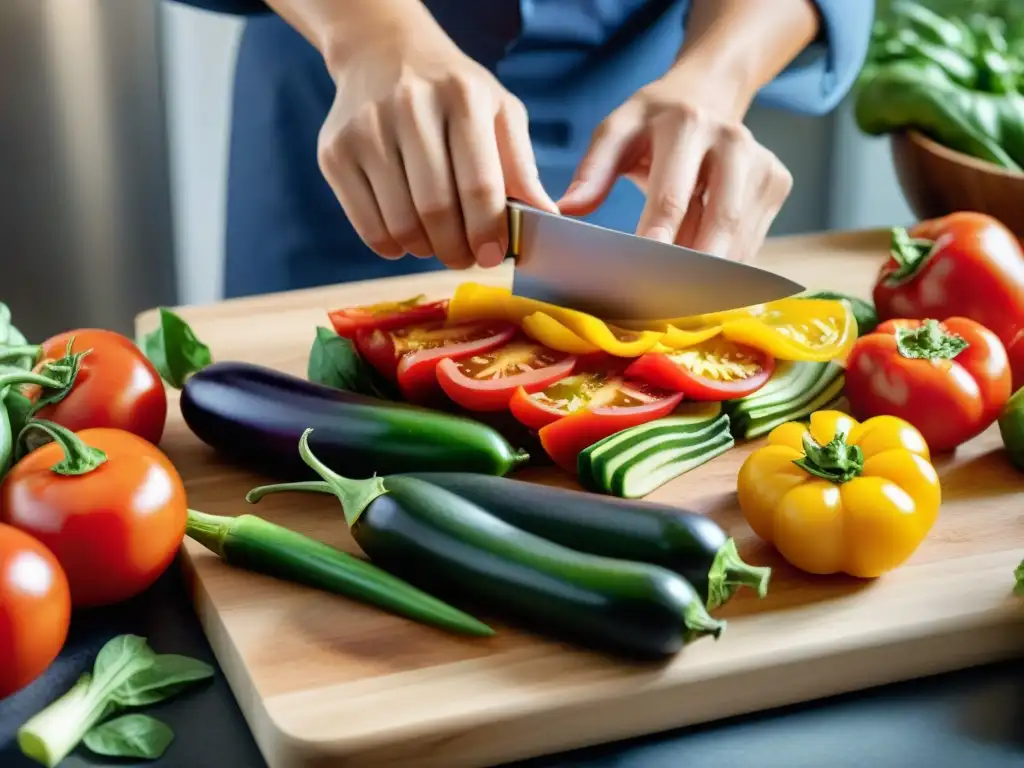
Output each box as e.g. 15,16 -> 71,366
506,199 -> 524,261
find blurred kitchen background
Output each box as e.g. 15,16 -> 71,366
0,0 -> 1015,339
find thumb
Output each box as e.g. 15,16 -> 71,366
496,101 -> 558,213
557,110 -> 642,216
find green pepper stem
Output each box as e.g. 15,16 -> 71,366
0,345 -> 41,365
297,428 -> 387,527
793,431 -> 864,484
16,419 -> 107,476
185,509 -> 229,558
705,538 -> 771,610
887,227 -> 935,282
895,319 -> 968,361
246,480 -> 332,504
682,602 -> 726,644
1015,559 -> 1023,597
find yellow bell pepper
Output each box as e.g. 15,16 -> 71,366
737,410 -> 940,579
620,298 -> 856,362
447,283 -> 664,357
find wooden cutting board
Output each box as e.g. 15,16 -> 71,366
136,228 -> 1024,768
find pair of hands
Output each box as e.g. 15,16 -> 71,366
317,27 -> 793,269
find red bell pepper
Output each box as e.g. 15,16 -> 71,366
844,317 -> 1012,452
435,339 -> 577,412
624,338 -> 774,400
873,213 -> 1024,348
329,295 -> 449,338
355,320 -> 516,402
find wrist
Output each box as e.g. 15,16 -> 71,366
663,46 -> 758,121
320,1 -> 439,79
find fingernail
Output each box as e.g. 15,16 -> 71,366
477,242 -> 506,268
557,181 -> 584,204
642,226 -> 674,244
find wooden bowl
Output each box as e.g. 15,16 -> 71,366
890,129 -> 1024,238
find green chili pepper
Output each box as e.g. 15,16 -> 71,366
893,27 -> 978,87
893,0 -> 977,58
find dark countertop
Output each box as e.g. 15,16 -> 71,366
2,563 -> 1023,768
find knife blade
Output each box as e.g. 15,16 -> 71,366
507,200 -> 804,321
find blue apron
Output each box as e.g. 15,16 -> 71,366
217,0 -> 871,298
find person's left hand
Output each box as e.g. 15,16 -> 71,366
557,67 -> 793,262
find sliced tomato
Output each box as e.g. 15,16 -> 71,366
538,383 -> 684,473
625,338 -> 775,400
356,320 -> 517,402
508,365 -> 679,431
329,295 -> 448,338
436,339 -> 577,412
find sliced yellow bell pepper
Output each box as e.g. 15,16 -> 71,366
447,283 -> 664,357
737,410 -> 939,579
618,298 -> 856,362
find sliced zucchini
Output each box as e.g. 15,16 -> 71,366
743,363 -> 844,423
586,415 -> 730,491
738,375 -> 846,439
727,362 -> 826,417
611,430 -> 736,499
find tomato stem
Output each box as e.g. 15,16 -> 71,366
0,370 -> 62,392
29,339 -> 89,413
887,227 -> 935,282
297,428 -> 387,527
895,319 -> 968,360
17,419 -> 107,476
706,538 -> 772,610
793,431 -> 864,484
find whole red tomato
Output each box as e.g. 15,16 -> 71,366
28,329 -> 167,445
0,523 -> 71,699
873,213 -> 1024,348
845,317 -> 1011,452
1,424 -> 187,608
1009,329 -> 1024,392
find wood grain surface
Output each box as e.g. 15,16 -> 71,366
136,229 -> 1024,768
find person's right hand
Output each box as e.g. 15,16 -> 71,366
318,25 -> 557,269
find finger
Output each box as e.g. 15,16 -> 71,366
448,95 -> 510,269
355,110 -> 434,258
557,107 -> 643,215
496,99 -> 558,213
674,185 -> 706,249
690,129 -> 751,258
318,136 -> 403,259
395,86 -> 475,269
729,159 -> 791,263
635,117 -> 709,243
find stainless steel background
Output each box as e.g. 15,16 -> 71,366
0,0 -> 177,341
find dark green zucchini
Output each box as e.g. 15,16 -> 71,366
248,430 -> 726,660
247,468 -> 771,610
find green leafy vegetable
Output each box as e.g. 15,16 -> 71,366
139,308 -> 213,389
307,326 -> 397,399
18,634 -> 213,768
0,302 -> 38,370
83,715 -> 174,761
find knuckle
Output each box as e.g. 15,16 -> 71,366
653,192 -> 689,222
710,206 -> 743,232
715,123 -> 752,148
444,74 -> 484,111
418,199 -> 456,225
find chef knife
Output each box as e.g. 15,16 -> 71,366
507,200 -> 804,321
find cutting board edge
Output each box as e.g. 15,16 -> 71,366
226,609 -> 1024,768
185,549 -> 1024,768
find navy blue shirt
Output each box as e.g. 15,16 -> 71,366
170,0 -> 873,297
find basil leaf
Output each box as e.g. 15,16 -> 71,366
140,308 -> 212,389
112,654 -> 214,707
83,714 -> 174,760
307,327 -> 397,400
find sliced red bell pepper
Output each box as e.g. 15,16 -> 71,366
329,295 -> 449,338
435,339 -> 577,412
873,213 -> 1024,349
537,383 -> 684,473
356,320 -> 516,402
